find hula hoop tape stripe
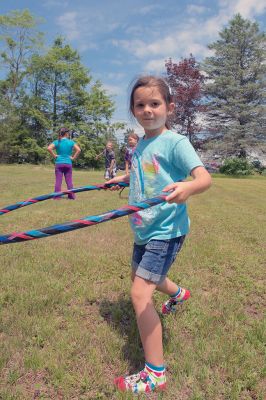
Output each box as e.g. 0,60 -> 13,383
0,183 -> 167,245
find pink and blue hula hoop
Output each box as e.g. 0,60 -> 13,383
0,183 -> 167,245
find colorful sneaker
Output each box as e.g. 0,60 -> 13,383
162,288 -> 191,315
114,364 -> 166,394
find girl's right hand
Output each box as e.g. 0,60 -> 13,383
105,174 -> 130,190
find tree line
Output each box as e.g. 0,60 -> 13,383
0,9 -> 124,167
0,10 -> 265,167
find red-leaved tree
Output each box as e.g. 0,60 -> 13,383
165,55 -> 205,145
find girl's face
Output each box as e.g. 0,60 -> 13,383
132,86 -> 174,137
128,136 -> 138,147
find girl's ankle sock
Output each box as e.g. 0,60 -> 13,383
171,287 -> 190,301
171,287 -> 182,298
114,362 -> 166,393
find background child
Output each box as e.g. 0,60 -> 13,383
47,127 -> 81,199
106,75 -> 212,394
125,132 -> 139,175
96,141 -> 116,180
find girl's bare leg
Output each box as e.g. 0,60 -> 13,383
131,276 -> 163,365
132,271 -> 180,297
156,277 -> 181,296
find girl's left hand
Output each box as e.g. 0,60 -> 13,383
162,182 -> 193,204
163,167 -> 212,204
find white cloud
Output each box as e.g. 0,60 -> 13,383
56,10 -> 119,47
113,28 -> 212,65
201,11 -> 233,37
57,12 -> 80,40
144,59 -> 166,73
107,72 -> 126,80
144,36 -> 178,57
43,0 -> 69,7
112,37 -> 178,59
77,42 -> 98,52
104,84 -> 123,96
112,39 -> 146,57
112,0 -> 266,72
233,0 -> 266,18
219,0 -> 266,18
187,5 -> 209,14
110,59 -> 124,66
137,5 -> 163,15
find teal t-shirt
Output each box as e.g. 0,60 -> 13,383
129,130 -> 204,245
53,138 -> 75,164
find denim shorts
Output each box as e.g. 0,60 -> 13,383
131,236 -> 186,285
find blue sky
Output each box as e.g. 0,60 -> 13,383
1,0 -> 265,138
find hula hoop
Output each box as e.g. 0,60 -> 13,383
0,183 -> 167,245
0,182 -> 129,216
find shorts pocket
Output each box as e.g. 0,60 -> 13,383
145,240 -> 168,252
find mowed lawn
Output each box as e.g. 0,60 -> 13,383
0,164 -> 265,400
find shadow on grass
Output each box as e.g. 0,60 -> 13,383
99,294 -> 169,373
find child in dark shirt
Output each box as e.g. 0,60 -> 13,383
96,141 -> 116,180
125,132 -> 139,175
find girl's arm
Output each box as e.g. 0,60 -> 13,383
95,150 -> 105,160
47,143 -> 57,159
163,166 -> 212,204
70,144 -> 81,161
105,173 -> 130,190
109,158 -> 115,172
125,160 -> 129,175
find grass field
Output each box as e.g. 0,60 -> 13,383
0,164 -> 265,400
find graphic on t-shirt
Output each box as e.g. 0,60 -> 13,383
129,150 -> 160,227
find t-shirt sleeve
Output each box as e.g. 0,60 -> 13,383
172,137 -> 203,176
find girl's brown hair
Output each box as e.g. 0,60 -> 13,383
129,75 -> 174,129
128,132 -> 139,142
58,127 -> 70,140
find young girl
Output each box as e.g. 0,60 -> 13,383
107,76 -> 211,394
47,127 -> 81,199
95,141 -> 117,180
125,132 -> 139,174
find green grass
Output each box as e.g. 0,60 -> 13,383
0,164 -> 265,399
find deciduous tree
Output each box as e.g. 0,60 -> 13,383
165,55 -> 205,144
0,9 -> 43,102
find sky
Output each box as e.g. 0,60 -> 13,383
1,0 -> 265,139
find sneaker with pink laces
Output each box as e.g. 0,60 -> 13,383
162,288 -> 191,315
114,364 -> 166,394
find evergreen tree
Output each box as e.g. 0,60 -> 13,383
203,14 -> 266,154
